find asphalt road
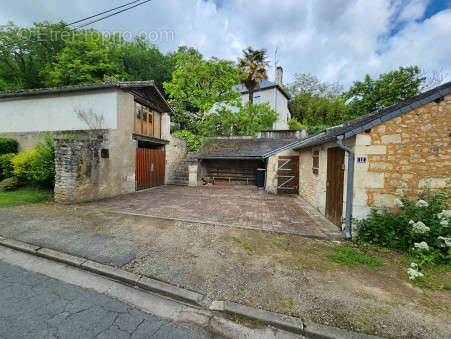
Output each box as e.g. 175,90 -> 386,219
0,260 -> 209,339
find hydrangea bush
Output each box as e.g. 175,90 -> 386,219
356,191 -> 450,280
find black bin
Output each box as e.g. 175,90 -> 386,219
256,168 -> 266,188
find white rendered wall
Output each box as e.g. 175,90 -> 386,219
240,88 -> 290,130
0,89 -> 118,133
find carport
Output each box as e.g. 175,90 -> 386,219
196,138 -> 300,193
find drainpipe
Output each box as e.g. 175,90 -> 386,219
336,135 -> 354,240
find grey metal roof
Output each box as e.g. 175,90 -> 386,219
0,81 -> 174,114
197,138 -> 300,159
233,79 -> 291,99
293,80 -> 451,150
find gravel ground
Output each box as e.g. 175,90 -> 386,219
0,202 -> 450,338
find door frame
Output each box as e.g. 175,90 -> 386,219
325,147 -> 345,227
277,156 -> 299,194
135,145 -> 166,191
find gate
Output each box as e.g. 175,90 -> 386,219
277,156 -> 299,194
136,147 -> 165,190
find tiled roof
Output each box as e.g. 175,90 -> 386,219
0,80 -> 173,114
0,81 -> 154,98
293,80 -> 451,150
233,79 -> 290,99
197,138 -> 300,159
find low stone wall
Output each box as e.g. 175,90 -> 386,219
54,139 -> 103,203
54,135 -> 135,203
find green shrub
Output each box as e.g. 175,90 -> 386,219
172,130 -> 205,152
0,153 -> 15,180
0,176 -> 20,192
287,118 -> 304,130
356,191 -> 450,275
307,125 -> 329,135
11,133 -> 55,188
0,137 -> 18,155
12,150 -> 38,182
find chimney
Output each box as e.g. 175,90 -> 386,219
276,66 -> 283,87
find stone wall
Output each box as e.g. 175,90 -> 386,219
297,93 -> 451,221
0,130 -> 98,152
363,93 -> 451,209
257,129 -> 308,139
54,139 -> 104,203
164,135 -> 188,184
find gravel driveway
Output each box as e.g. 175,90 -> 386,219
0,202 -> 450,338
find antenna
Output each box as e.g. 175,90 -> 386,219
274,47 -> 279,80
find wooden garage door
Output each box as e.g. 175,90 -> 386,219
277,156 -> 299,194
136,147 -> 165,190
325,147 -> 345,226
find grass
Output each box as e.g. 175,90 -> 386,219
273,241 -> 289,251
411,264 -> 451,290
325,244 -> 383,268
0,187 -> 53,207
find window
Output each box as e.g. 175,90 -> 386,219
312,150 -> 319,174
254,95 -> 261,104
136,108 -> 141,119
143,112 -> 147,121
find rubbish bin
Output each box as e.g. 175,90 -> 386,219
256,168 -> 266,188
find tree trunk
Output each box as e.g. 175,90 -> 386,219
249,88 -> 254,104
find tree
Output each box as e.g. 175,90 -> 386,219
200,102 -> 278,137
163,52 -> 241,127
237,47 -> 270,103
45,30 -> 125,86
117,37 -> 179,95
288,73 -> 347,127
343,66 -> 425,118
287,73 -> 343,99
0,21 -> 69,90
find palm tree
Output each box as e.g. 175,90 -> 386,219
238,47 -> 269,104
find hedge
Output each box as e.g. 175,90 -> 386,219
0,137 -> 18,155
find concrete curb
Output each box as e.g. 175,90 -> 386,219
0,236 -> 41,254
0,236 -> 382,338
210,300 -> 303,334
0,236 -> 204,307
302,321 -> 381,339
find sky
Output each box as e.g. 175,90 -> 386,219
1,0 -> 450,88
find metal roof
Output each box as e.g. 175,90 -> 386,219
292,80 -> 451,150
196,138 -> 300,160
233,79 -> 291,100
0,81 -> 174,114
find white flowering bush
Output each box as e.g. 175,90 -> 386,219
357,190 -> 450,280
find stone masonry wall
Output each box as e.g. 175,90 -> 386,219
362,93 -> 451,209
54,139 -> 103,203
164,135 -> 188,184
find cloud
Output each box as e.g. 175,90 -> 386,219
1,0 -> 450,87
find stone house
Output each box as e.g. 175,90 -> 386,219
0,81 -> 186,202
289,81 -> 451,237
194,81 -> 450,237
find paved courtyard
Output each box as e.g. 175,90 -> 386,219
81,185 -> 338,238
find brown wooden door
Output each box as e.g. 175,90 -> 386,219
325,147 -> 345,226
136,147 -> 165,190
277,156 -> 299,194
